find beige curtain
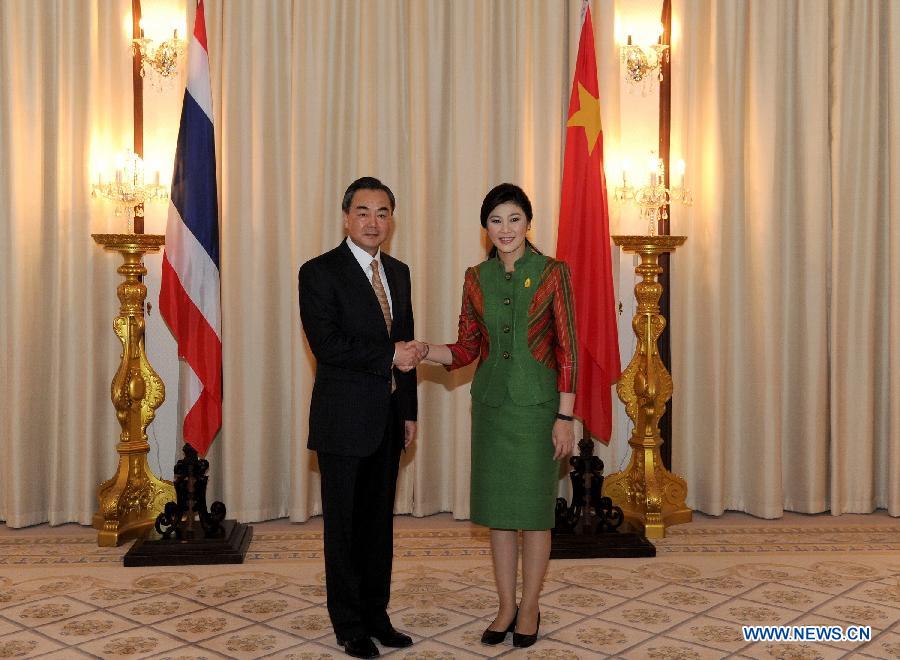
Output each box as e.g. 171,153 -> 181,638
1,0 -> 622,527
8,0 -> 895,529
671,0 -> 900,516
200,0 -> 619,522
0,0 -> 135,526
829,0 -> 900,514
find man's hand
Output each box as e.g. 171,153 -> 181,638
404,420 -> 417,448
393,340 -> 428,372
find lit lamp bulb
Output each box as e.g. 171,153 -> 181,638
674,159 -> 686,190
614,158 -> 635,202
647,156 -> 660,187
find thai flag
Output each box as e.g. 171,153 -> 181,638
159,0 -> 221,456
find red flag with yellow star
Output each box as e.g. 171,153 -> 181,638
556,5 -> 620,442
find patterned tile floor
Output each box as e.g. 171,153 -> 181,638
0,513 -> 898,659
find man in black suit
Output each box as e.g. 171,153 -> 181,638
298,177 -> 425,659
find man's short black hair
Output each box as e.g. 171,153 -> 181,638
342,177 -> 396,213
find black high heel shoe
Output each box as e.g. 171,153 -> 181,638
512,611 -> 540,648
480,609 -> 517,645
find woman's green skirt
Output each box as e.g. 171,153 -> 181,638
470,394 -> 559,530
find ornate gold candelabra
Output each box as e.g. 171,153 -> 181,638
92,234 -> 175,547
603,235 -> 691,539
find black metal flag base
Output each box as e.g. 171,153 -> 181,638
124,444 -> 253,567
550,439 -> 655,559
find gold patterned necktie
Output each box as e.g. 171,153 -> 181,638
370,259 -> 392,334
371,259 -> 396,392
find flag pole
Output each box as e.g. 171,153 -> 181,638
131,0 -> 144,234
550,1 -> 653,559
124,0 -> 252,566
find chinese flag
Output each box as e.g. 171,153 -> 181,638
556,5 -> 620,442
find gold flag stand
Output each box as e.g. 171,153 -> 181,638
603,235 -> 691,539
91,233 -> 175,547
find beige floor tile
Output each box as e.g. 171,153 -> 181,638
37,609 -> 139,644
431,618 -> 512,657
279,640 -> 347,658
857,630 -> 900,658
0,618 -> 21,636
390,564 -> 473,609
107,593 -> 205,625
612,599 -> 698,633
703,598 -> 801,626
636,584 -> 731,614
785,613 -> 880,653
0,595 -> 95,627
777,561 -> 870,596
528,606 -> 592,635
0,629 -> 65,658
548,619 -> 653,656
181,570 -> 294,606
268,604 -> 334,641
440,586 -> 500,618
36,649 -> 97,659
198,623 -> 310,658
812,595 -> 900,629
377,637 -> 484,658
78,629 -> 184,659
541,586 -> 627,615
682,574 -> 757,598
665,615 -> 749,654
498,640 -> 601,658
841,580 -> 900,610
620,636 -> 732,659
145,647 -> 235,660
68,583 -> 155,608
738,640 -> 848,659
739,583 -> 834,612
550,563 -> 665,599
395,605 -> 476,637
151,609 -> 255,643
218,591 -> 316,622
274,578 -> 328,604
1,520 -> 899,658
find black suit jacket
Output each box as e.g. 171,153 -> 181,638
299,240 -> 417,457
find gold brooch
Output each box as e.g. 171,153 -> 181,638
524,277 -> 531,288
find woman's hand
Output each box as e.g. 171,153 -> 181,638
552,418 -> 576,460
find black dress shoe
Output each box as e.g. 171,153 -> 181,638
480,610 -> 517,646
512,611 -> 540,648
369,626 -> 413,648
338,636 -> 379,658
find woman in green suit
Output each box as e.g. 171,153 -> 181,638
422,183 -> 577,648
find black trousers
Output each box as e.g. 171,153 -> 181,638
317,395 -> 403,641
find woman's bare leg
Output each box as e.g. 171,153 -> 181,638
487,529 -> 519,630
517,529 -> 551,633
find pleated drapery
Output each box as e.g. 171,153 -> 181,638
1,0 -> 897,528
670,0 -> 900,517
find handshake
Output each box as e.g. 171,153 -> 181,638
393,340 -> 429,372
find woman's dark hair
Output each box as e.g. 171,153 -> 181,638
342,176 -> 396,213
480,183 -> 533,227
480,183 -> 541,258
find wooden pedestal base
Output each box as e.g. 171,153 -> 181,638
124,520 -> 253,567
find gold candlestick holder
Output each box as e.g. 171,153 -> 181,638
603,235 -> 691,539
91,233 -> 175,547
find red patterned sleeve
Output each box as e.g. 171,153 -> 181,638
446,267 -> 483,370
552,261 -> 578,392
